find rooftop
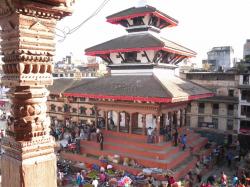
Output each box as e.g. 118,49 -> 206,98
106,5 -> 178,27
62,75 -> 212,103
85,32 -> 196,57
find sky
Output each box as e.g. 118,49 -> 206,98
55,0 -> 250,66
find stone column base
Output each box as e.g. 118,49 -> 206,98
1,153 -> 57,187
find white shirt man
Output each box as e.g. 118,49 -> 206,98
92,179 -> 99,187
147,127 -> 154,136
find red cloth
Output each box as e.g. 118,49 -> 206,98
169,176 -> 175,184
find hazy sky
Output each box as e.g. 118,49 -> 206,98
55,0 -> 250,65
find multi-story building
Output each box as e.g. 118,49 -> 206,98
243,39 -> 250,59
47,78 -> 97,126
238,73 -> 250,133
52,68 -> 82,79
53,62 -> 107,78
182,72 -> 239,139
207,46 -> 235,71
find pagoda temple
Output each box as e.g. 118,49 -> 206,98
0,0 -> 75,186
61,4 -> 214,179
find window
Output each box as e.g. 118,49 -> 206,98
64,104 -> 70,112
50,96 -> 56,100
186,116 -> 190,126
228,89 -> 234,97
198,103 -> 205,114
72,97 -> 78,102
80,106 -> 87,115
212,118 -> 218,129
72,108 -> 77,113
80,120 -> 87,125
227,105 -> 234,116
242,90 -> 250,102
50,104 -> 56,111
80,98 -> 86,102
243,75 -> 249,85
198,117 -> 204,127
58,107 -> 62,112
90,108 -> 96,116
227,119 -> 234,130
241,105 -> 250,117
132,16 -> 144,26
212,104 -> 219,115
187,103 -> 191,113
124,52 -> 140,63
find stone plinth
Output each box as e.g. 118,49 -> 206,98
0,1 -> 75,186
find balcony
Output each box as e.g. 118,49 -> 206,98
240,75 -> 250,86
227,110 -> 234,116
241,91 -> 250,102
212,109 -> 219,115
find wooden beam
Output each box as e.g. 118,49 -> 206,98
175,56 -> 186,65
155,51 -> 164,63
162,52 -> 170,64
148,15 -> 153,25
143,51 -> 150,62
118,52 -> 125,62
107,55 -> 113,64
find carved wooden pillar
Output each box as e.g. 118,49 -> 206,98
0,1 -> 75,187
105,111 -> 108,130
177,110 -> 180,127
94,106 -> 98,128
169,112 -> 172,132
183,109 -> 187,126
129,113 -> 133,134
117,112 -> 120,132
173,111 -> 177,129
156,115 -> 161,143
142,114 -> 147,135
180,109 -> 183,127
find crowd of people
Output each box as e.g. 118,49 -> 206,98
51,119 -> 250,187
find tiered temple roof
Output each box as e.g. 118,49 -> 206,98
106,5 -> 178,27
85,33 -> 196,57
63,75 -> 212,103
78,4 -> 213,102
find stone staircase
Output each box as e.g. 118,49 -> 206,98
62,128 -> 209,180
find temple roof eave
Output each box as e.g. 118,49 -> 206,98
84,33 -> 196,57
60,75 -> 213,104
106,5 -> 178,27
63,92 -> 214,104
85,46 -> 196,58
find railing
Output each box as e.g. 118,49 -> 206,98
212,109 -> 219,115
227,110 -> 234,116
241,96 -> 250,102
241,112 -> 250,118
198,108 -> 204,114
243,81 -> 249,85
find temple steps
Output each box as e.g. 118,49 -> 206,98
79,134 -> 207,169
61,128 -> 209,181
172,156 -> 198,180
101,130 -> 201,151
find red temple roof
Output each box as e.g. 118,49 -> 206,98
85,33 -> 196,57
106,5 -> 178,27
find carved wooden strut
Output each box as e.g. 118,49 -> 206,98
0,0 -> 75,186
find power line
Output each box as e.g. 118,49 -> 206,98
56,0 -> 111,42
